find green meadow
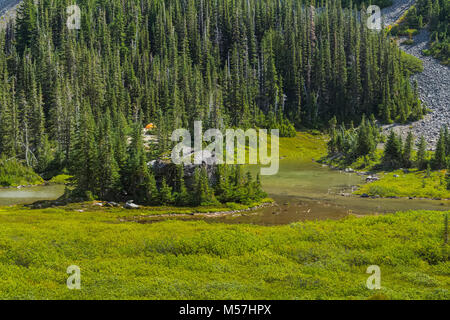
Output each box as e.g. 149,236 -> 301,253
0,206 -> 448,300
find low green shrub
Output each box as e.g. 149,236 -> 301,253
0,157 -> 43,187
0,207 -> 447,299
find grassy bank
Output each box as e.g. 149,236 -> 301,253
0,207 -> 447,299
322,148 -> 450,200
0,158 -> 43,187
48,174 -> 72,185
323,149 -> 384,172
278,131 -> 327,161
355,169 -> 450,199
0,159 -> 71,187
243,131 -> 327,164
33,198 -> 274,217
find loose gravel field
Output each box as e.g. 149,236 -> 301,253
381,0 -> 450,148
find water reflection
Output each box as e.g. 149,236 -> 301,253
0,185 -> 65,206
143,160 -> 450,225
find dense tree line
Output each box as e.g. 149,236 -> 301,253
382,127 -> 450,171
328,117 -> 450,173
0,0 -> 425,202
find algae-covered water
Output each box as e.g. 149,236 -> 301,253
183,160 -> 450,225
0,185 -> 65,206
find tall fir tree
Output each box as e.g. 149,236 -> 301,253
434,128 -> 447,169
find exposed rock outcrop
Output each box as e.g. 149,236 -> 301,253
149,150 -> 219,188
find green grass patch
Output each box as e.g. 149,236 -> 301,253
323,149 -> 384,171
39,198 -> 274,218
321,147 -> 450,200
116,198 -> 274,217
200,131 -> 327,165
48,174 -> 73,185
400,50 -> 424,74
278,132 -> 327,161
0,158 -> 43,187
355,169 -> 450,199
424,41 -> 450,66
0,207 -> 447,299
401,39 -> 415,46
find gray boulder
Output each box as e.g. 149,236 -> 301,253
124,200 -> 140,209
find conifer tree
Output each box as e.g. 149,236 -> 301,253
145,170 -> 159,205
244,171 -> 255,203
403,131 -> 414,168
434,128 -> 447,169
383,131 -> 403,168
71,103 -> 97,198
254,174 -> 267,200
192,167 -> 215,206
97,113 -> 121,200
444,127 -> 450,156
159,177 -> 174,205
123,124 -> 152,203
416,135 -> 428,170
232,165 -> 246,202
174,164 -> 190,206
192,168 -> 202,206
356,115 -> 376,160
215,164 -> 233,203
176,178 -> 190,207
15,0 -> 38,55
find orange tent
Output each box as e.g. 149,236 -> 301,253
145,123 -> 155,130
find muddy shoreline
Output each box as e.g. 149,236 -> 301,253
122,201 -> 276,222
